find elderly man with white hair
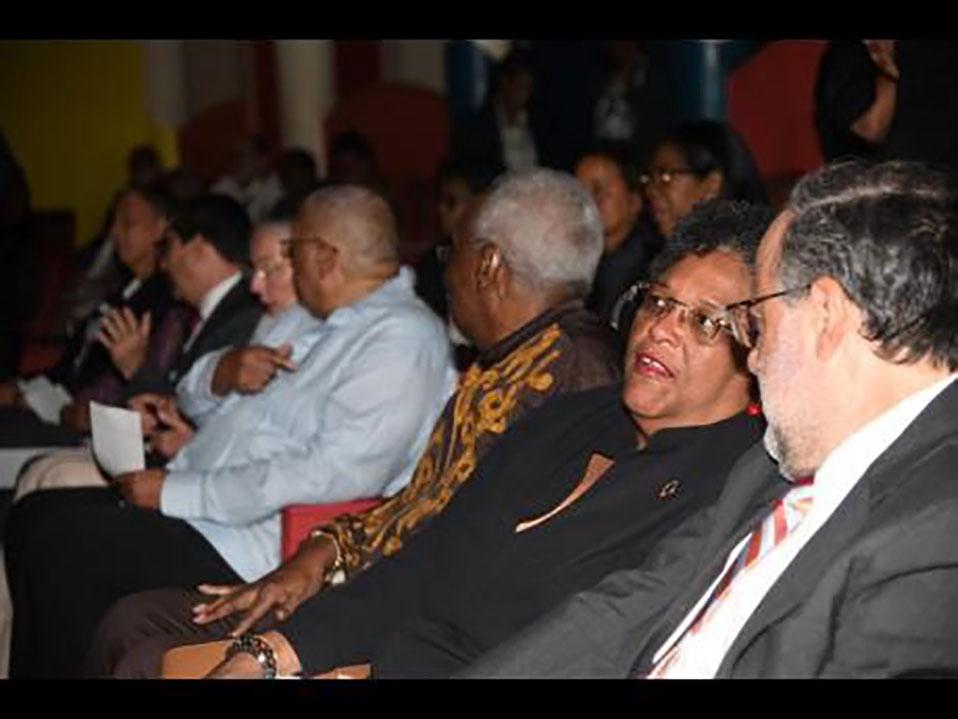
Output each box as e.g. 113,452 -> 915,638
4,185 -> 458,678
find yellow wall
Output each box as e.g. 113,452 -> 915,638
0,40 -> 178,247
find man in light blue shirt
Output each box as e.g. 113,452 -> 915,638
5,185 -> 457,677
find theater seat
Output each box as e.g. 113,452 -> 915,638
281,498 -> 382,560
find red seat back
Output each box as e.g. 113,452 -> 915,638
281,498 -> 383,560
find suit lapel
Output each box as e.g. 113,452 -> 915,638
630,442 -> 789,673
717,379 -> 958,677
173,280 -> 252,378
716,478 -> 870,677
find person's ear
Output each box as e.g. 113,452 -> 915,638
810,277 -> 857,361
314,242 -> 339,280
476,243 -> 505,297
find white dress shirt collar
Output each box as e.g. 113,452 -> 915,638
198,271 -> 243,323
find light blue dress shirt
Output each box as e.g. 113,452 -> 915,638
160,268 -> 458,581
175,302 -> 321,426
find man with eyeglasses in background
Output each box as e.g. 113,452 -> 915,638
154,198 -> 773,679
4,184 -> 457,677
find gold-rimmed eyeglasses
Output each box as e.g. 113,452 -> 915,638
615,281 -> 737,346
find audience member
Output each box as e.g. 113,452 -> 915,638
67,145 -> 167,326
465,160 -> 958,679
592,42 -> 668,158
0,185 -> 181,445
173,218 -> 319,429
123,199 -> 770,679
452,51 -> 543,174
413,158 -> 497,320
3,184 -> 456,678
212,135 -> 283,223
575,142 -> 661,326
815,40 -> 890,161
817,41 -> 958,173
84,168 -> 625,677
641,120 -> 767,241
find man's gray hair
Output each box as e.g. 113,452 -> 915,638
472,168 -> 604,297
302,184 -> 400,273
780,160 -> 958,370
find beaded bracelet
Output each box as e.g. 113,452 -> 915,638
225,634 -> 278,679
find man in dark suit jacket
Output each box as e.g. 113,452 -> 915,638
126,194 -> 263,397
464,159 -> 958,679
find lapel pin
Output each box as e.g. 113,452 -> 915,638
657,479 -> 681,500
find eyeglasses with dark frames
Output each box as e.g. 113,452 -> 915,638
724,285 -> 812,349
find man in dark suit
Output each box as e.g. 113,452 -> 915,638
463,159 -> 958,679
131,194 -> 263,396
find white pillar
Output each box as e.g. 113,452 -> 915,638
141,40 -> 187,166
142,40 -> 187,127
275,40 -> 334,175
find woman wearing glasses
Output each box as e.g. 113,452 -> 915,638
641,120 -> 767,241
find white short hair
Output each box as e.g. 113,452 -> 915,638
473,168 -> 604,297
302,185 -> 399,273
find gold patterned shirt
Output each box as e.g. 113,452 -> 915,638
326,301 -> 622,576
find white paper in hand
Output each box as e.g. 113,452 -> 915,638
90,401 -> 145,477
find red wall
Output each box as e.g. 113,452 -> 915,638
728,41 -> 827,186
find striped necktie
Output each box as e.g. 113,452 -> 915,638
647,476 -> 814,678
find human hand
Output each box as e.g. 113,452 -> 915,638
152,398 -> 195,458
114,468 -> 166,510
128,392 -> 169,435
97,307 -> 151,380
864,39 -> 899,80
210,344 -> 297,397
192,534 -> 336,636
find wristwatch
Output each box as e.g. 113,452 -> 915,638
307,527 -> 347,586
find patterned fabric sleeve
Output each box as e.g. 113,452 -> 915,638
325,320 -> 619,577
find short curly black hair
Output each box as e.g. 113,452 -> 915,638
780,160 -> 958,370
649,198 -> 775,281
